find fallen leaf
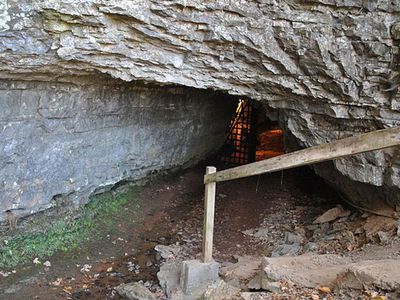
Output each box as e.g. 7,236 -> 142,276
80,264 -> 92,272
33,257 -> 41,265
51,278 -> 63,286
318,286 -> 332,293
43,261 -> 51,267
0,271 -> 10,277
63,286 -> 73,294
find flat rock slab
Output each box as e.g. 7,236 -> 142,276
115,282 -> 156,300
220,256 -> 261,282
262,254 -> 400,291
262,254 -> 351,288
313,205 -> 350,224
337,260 -> 400,290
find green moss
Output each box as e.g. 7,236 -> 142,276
0,187 -> 140,270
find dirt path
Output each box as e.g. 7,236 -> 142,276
0,164 -> 393,299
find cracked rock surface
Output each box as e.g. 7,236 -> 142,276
1,0 -> 400,214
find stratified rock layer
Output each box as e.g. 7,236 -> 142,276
0,79 -> 234,220
0,0 -> 400,213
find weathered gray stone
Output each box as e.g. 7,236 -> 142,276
157,261 -> 183,300
0,0 -> 400,214
247,275 -> 262,290
154,244 -> 182,261
313,205 -> 351,224
180,260 -> 220,295
262,254 -> 400,291
157,259 -> 221,300
336,260 -> 400,290
271,243 -> 302,257
377,230 -> 391,244
115,282 -> 156,300
284,232 -> 304,244
202,279 -> 240,300
261,254 -> 352,288
261,281 -> 281,293
0,80 -> 234,221
220,256 -> 260,282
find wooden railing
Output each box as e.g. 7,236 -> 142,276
202,126 -> 400,262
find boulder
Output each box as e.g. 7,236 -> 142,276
261,254 -> 351,288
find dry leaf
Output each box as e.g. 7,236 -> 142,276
33,258 -> 41,265
63,286 -> 73,294
51,278 -> 63,286
80,264 -> 92,272
318,286 -> 332,293
43,261 -> 51,267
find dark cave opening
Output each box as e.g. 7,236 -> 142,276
218,98 -> 284,166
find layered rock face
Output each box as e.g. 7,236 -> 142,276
0,79 -> 235,220
0,0 -> 400,214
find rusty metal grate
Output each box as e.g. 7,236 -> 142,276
220,99 -> 257,165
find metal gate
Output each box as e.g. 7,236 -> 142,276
220,99 -> 257,165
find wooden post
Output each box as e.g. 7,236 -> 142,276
202,166 -> 217,263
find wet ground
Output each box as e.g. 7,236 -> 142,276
0,163 -> 393,299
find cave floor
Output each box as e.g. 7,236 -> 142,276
1,164 -> 400,299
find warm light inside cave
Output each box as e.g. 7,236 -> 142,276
255,128 -> 284,161
220,99 -> 284,165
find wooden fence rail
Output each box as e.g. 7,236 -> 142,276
202,126 -> 400,262
205,126 -> 400,184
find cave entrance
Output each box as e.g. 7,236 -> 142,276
220,99 -> 284,165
